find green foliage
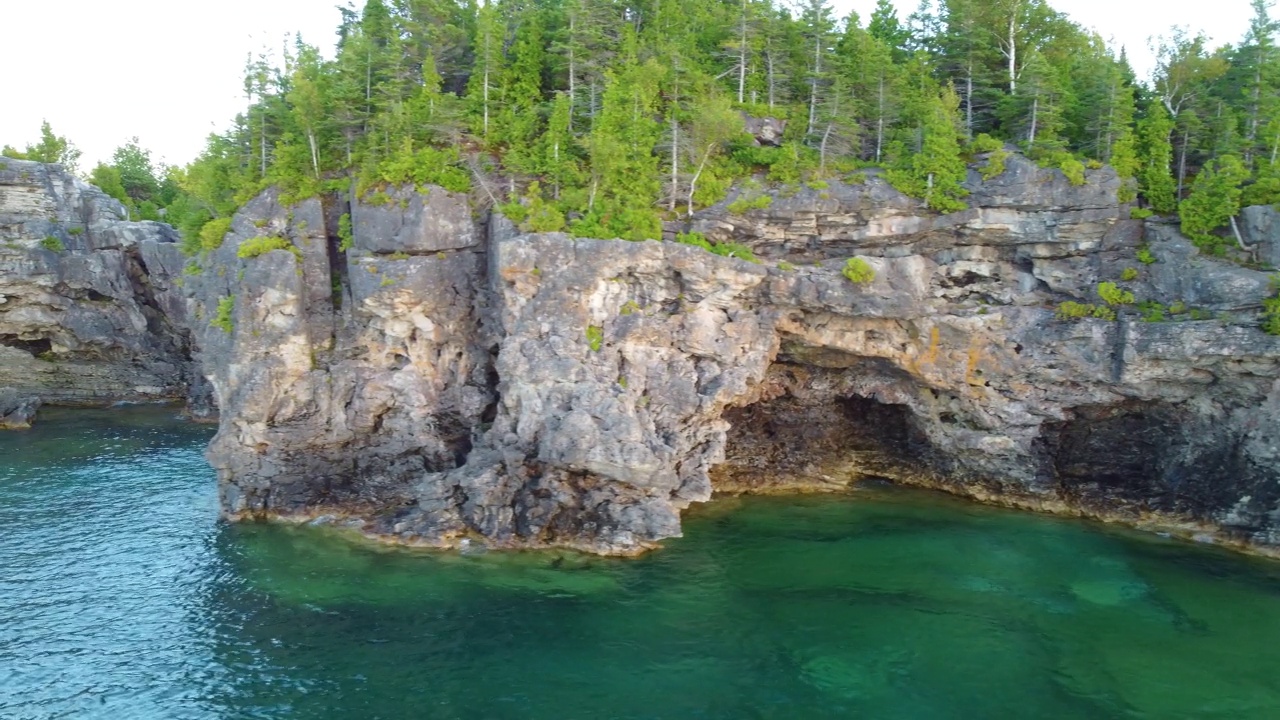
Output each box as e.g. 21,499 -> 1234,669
40,236 -> 65,252
1138,301 -> 1167,322
507,182 -> 566,233
842,257 -> 876,284
212,296 -> 235,333
98,0 -> 1280,262
586,325 -> 604,352
1033,150 -> 1086,186
1180,155 -> 1248,253
980,148 -> 1010,181
1056,302 -> 1117,321
1121,267 -> 1139,281
727,194 -> 774,214
237,236 -> 300,260
1263,295 -> 1280,335
369,142 -> 471,194
1097,282 -> 1135,307
1130,208 -> 1154,220
196,218 -> 232,254
674,231 -> 759,263
969,134 -> 1004,154
572,42 -> 664,242
1138,104 -> 1177,214
887,85 -> 969,213
338,213 -> 354,252
2,121 -> 82,172
676,231 -> 710,248
778,261 -> 797,272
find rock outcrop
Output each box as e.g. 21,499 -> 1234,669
190,153 -> 1280,556
0,158 -> 197,418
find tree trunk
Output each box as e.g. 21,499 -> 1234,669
738,0 -> 748,104
1028,96 -> 1038,145
1177,129 -> 1189,199
260,108 -> 267,177
876,73 -> 885,163
965,62 -> 974,139
568,13 -> 577,122
1007,11 -> 1018,94
307,131 -> 319,179
1247,59 -> 1262,164
688,145 -> 714,215
766,48 -> 776,109
808,31 -> 821,136
819,122 -> 833,175
669,114 -> 679,212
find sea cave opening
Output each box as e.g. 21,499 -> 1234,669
711,363 -> 934,494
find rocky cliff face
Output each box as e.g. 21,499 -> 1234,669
0,158 -> 197,423
189,153 -> 1280,556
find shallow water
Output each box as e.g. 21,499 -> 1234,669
3,408 -> 1280,719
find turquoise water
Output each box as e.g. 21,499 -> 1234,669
3,409 -> 1280,719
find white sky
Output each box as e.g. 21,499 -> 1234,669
0,1 -> 1255,170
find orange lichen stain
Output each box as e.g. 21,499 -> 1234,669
923,326 -> 941,365
965,343 -> 983,386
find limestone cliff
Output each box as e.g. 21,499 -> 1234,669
187,154 -> 1280,556
0,158 -> 198,424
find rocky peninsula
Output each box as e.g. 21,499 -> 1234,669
4,152 -> 1280,556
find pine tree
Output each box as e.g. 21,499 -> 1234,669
868,0 -> 909,60
575,33 -> 665,241
497,5 -> 548,174
889,83 -> 969,212
1,121 -> 82,172
800,0 -> 836,137
1138,103 -> 1178,213
1180,154 -> 1248,251
467,2 -> 505,141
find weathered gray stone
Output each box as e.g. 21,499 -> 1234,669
742,113 -> 787,147
0,158 -> 197,418
351,185 -> 477,254
1240,204 -> 1280,268
1143,220 -> 1274,309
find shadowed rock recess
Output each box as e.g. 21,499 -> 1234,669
6,154 -> 1280,555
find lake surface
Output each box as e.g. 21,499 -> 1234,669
3,407 -> 1280,719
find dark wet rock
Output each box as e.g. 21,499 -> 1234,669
0,388 -> 40,429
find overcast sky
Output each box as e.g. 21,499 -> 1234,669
0,1 -> 1255,170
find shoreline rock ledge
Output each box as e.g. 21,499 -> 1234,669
183,155 -> 1280,557
5,154 -> 1280,557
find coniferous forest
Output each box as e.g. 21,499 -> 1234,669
9,0 -> 1280,256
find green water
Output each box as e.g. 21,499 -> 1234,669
3,409 -> 1280,719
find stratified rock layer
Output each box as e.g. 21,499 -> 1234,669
192,154 -> 1280,556
0,158 -> 195,413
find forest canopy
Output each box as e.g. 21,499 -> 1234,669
11,0 -> 1280,253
